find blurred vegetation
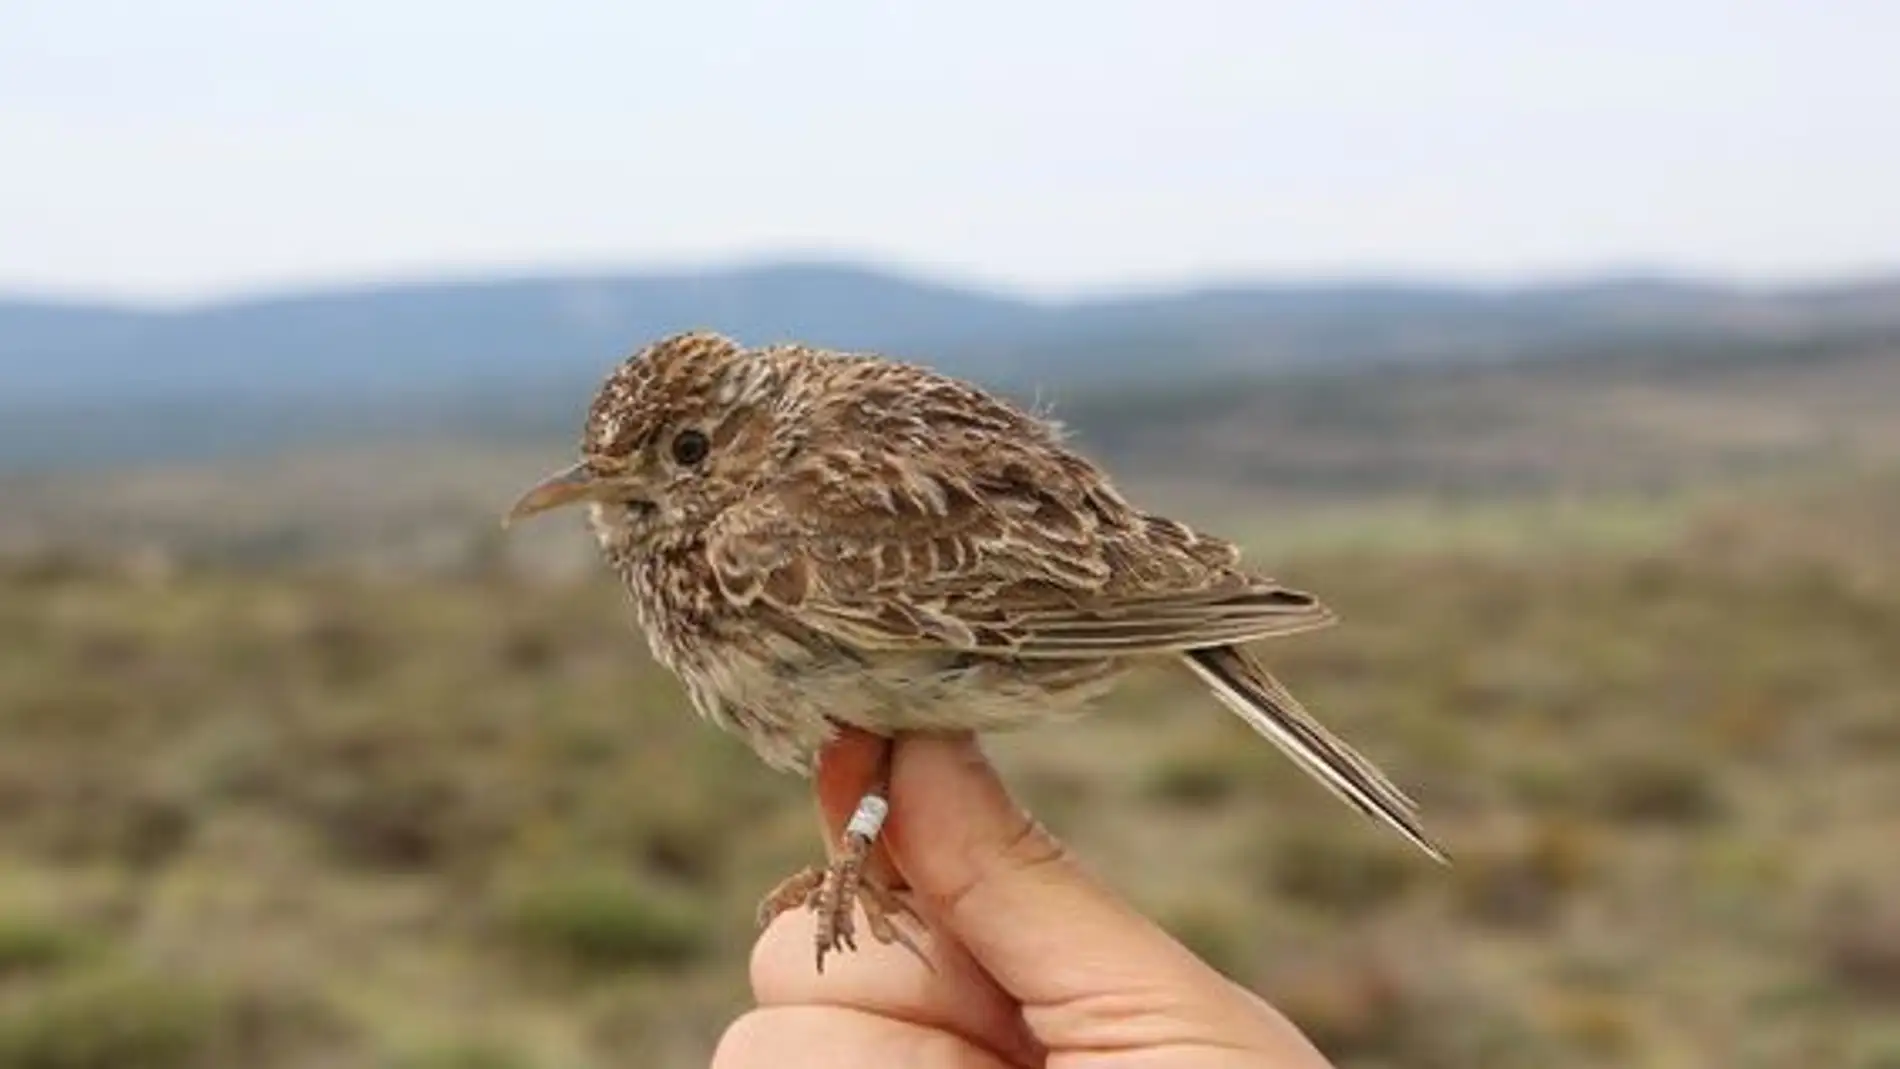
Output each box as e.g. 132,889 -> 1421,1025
0,469 -> 1896,1067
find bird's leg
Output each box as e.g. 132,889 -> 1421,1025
814,735 -> 931,971
754,735 -> 926,972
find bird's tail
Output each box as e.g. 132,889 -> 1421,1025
1182,644 -> 1447,862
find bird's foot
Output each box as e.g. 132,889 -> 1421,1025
754,793 -> 929,973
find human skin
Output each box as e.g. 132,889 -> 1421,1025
712,727 -> 1337,1068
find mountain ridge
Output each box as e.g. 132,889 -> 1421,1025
7,261 -> 1900,406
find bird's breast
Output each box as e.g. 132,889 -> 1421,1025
608,545 -> 707,670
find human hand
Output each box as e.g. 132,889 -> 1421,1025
713,728 -> 1336,1068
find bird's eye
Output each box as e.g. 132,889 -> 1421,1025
670,429 -> 710,467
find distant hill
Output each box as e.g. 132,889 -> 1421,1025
0,264 -> 1042,405
4,261 -> 1900,468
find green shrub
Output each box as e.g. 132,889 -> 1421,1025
1141,747 -> 1247,809
0,919 -> 97,979
1264,829 -> 1420,914
1592,752 -> 1726,825
0,971 -> 220,1069
500,869 -> 712,973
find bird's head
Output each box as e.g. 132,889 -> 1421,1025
504,330 -> 783,553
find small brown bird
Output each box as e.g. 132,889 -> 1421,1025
506,330 -> 1443,970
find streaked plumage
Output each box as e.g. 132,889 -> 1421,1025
507,330 -> 1444,961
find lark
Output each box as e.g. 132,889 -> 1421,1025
506,331 -> 1444,970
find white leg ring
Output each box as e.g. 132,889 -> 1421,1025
845,794 -> 890,841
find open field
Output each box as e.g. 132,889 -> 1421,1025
2,473 -> 1896,1067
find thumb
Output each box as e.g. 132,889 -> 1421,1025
878,732 -> 1333,1064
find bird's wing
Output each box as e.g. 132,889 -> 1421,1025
704,383 -> 1331,657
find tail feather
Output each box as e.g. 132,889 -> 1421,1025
1182,645 -> 1448,863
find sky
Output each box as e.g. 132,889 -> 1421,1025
4,0 -> 1897,303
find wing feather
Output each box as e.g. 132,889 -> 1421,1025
702,356 -> 1331,656
1183,645 -> 1446,861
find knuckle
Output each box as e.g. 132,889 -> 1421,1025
937,811 -> 1070,920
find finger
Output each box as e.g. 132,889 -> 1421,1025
880,733 -> 1332,1063
714,1005 -> 1016,1069
751,903 -> 1040,1069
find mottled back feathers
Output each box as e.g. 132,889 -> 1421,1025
634,337 -> 1343,658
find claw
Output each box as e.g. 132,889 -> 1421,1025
814,830 -> 869,973
757,866 -> 825,930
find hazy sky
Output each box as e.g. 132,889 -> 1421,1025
5,1 -> 1896,302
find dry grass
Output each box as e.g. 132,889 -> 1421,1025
0,473 -> 1896,1067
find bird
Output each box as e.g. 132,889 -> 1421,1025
504,330 -> 1445,971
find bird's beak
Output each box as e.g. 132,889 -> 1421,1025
503,462 -> 605,527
